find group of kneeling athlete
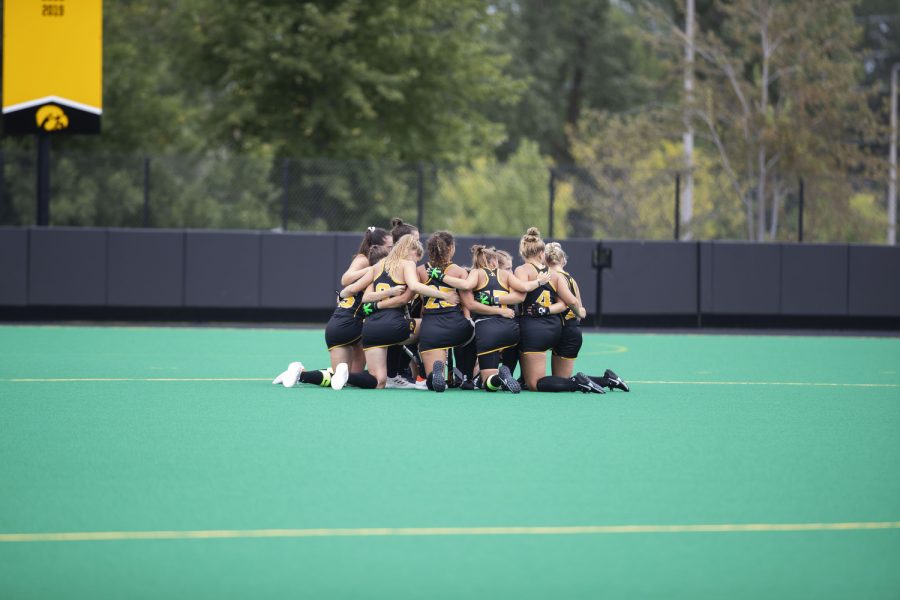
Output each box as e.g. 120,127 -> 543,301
272,218 -> 629,395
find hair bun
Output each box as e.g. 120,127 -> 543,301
471,244 -> 485,253
390,217 -> 405,228
525,227 -> 541,238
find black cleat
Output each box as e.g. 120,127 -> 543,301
602,369 -> 630,392
573,372 -> 606,394
498,365 -> 521,394
460,379 -> 475,391
432,360 -> 447,393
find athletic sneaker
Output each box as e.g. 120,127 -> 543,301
431,360 -> 447,393
414,376 -> 428,390
573,372 -> 606,394
331,363 -> 349,391
280,361 -> 304,389
498,365 -> 521,394
602,369 -> 630,392
385,374 -> 417,389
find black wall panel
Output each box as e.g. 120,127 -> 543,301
708,243 -> 781,314
29,228 -> 107,306
260,233 -> 337,309
185,231 -> 260,308
780,244 -> 848,316
602,241 -> 698,314
0,228 -> 28,305
107,230 -> 184,307
848,246 -> 900,317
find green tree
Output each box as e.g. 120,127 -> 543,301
178,0 -> 523,162
429,140 -> 573,237
491,0 -> 661,163
644,0 -> 883,242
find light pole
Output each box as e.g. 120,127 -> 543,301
890,63 -> 898,245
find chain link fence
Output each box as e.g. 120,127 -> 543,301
0,148 -> 892,243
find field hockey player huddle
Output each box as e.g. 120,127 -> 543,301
272,218 -> 629,395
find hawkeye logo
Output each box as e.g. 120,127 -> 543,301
35,104 -> 69,131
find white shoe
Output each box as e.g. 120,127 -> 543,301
282,361 -> 303,388
331,363 -> 349,390
414,378 -> 427,390
272,370 -> 287,385
385,374 -> 416,389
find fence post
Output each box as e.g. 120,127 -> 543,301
548,168 -> 556,239
674,172 -> 681,240
281,158 -> 290,231
798,177 -> 804,243
142,156 -> 151,227
416,163 -> 424,231
36,134 -> 51,226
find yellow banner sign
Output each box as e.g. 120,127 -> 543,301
2,0 -> 103,134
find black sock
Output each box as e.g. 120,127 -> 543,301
298,370 -> 324,386
536,375 -> 579,392
502,347 -> 519,377
426,372 -> 434,391
386,347 -> 402,378
347,372 -> 378,389
454,341 -> 477,380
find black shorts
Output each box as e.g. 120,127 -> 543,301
325,310 -> 363,350
519,315 -> 562,354
553,320 -> 582,359
418,310 -> 474,352
474,316 -> 520,356
362,310 -> 415,350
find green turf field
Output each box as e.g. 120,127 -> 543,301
1,325 -> 899,599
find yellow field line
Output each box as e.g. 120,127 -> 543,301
4,378 -> 898,388
2,522 -> 899,543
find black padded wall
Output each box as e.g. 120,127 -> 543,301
780,244 -> 849,316
706,242 -> 781,314
3,227 -> 900,323
29,228 -> 107,306
848,246 -> 900,317
107,230 -> 184,307
261,232 -> 338,309
602,241 -> 698,315
184,231 -> 261,308
0,228 -> 28,306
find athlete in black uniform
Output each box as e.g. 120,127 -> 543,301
406,231 -> 473,392
459,245 -> 550,393
544,242 -> 630,392
273,227 -> 394,388
331,234 -> 458,390
514,228 -> 602,394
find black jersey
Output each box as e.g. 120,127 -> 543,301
334,290 -> 364,318
472,268 -> 510,316
522,263 -> 557,315
373,262 -> 404,294
558,270 -> 579,323
422,262 -> 461,315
